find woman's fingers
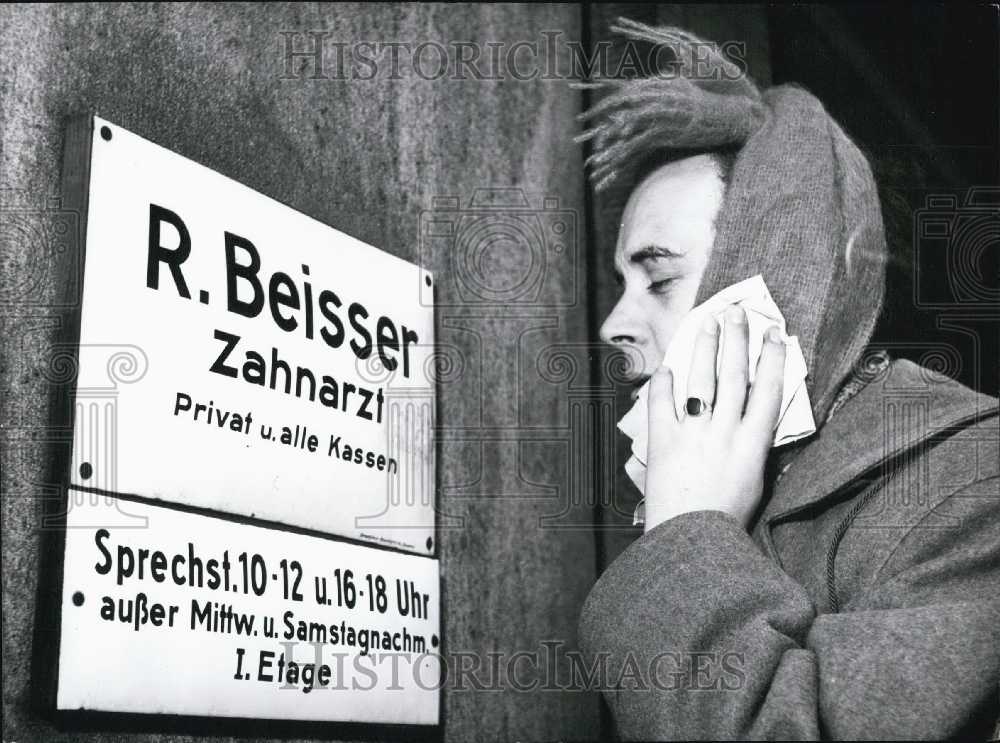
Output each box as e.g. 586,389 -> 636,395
744,325 -> 787,437
647,366 -> 678,440
714,304 -> 749,423
685,313 -> 721,419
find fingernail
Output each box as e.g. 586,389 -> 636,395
726,305 -> 745,324
703,315 -> 720,334
766,325 -> 783,343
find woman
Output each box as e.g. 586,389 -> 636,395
577,20 -> 999,740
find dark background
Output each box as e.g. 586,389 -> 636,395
770,4 -> 998,394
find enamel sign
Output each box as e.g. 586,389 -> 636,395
67,116 -> 436,555
56,496 -> 440,723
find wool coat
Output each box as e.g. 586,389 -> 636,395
579,359 -> 999,739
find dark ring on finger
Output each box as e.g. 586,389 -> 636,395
685,396 -> 713,417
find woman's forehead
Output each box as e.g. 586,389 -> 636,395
615,159 -> 725,264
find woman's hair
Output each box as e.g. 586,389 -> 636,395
598,146 -> 738,227
629,147 -> 737,191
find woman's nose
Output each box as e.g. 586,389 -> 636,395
599,297 -> 643,347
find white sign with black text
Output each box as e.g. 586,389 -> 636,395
56,496 -> 440,724
69,115 -> 436,555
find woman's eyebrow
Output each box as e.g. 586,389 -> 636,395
629,244 -> 683,264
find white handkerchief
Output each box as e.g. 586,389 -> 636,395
618,275 -> 816,526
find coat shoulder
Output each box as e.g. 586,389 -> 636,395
831,389 -> 999,610
767,361 -> 998,609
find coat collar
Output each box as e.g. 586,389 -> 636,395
761,358 -> 999,524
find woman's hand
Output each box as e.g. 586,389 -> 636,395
643,303 -> 788,532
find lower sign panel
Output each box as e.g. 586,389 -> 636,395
56,493 -> 440,725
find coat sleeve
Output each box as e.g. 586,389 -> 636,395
578,477 -> 1000,741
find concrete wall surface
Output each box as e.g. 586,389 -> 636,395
1,4 -> 600,741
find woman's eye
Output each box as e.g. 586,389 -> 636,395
648,279 -> 673,294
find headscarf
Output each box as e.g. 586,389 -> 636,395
577,19 -> 888,425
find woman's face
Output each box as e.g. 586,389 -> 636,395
599,154 -> 725,390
